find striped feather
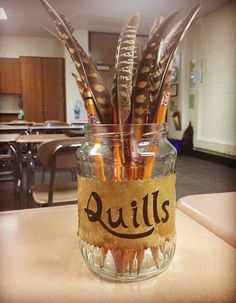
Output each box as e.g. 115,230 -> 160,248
40,0 -> 113,123
40,0 -> 88,84
148,4 -> 201,123
131,11 -> 178,124
149,16 -> 165,40
112,14 -> 140,124
132,38 -> 142,82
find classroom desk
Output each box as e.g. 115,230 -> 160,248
0,134 -> 21,172
0,125 -> 85,136
0,133 -> 20,143
177,192 -> 236,248
0,206 -> 235,303
30,125 -> 84,133
29,125 -> 84,137
16,133 -> 70,144
0,125 -> 28,133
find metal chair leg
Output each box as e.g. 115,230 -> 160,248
10,145 -> 21,209
26,150 -> 35,208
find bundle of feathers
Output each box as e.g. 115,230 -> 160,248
40,0 -> 200,125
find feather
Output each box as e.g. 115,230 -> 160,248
40,0 -> 113,123
131,11 -> 178,124
132,38 -> 142,83
149,4 -> 201,123
37,22 -> 61,41
73,40 -> 113,123
149,16 -> 165,39
72,72 -> 85,95
112,14 -> 140,124
60,14 -> 74,34
40,0 -> 88,84
124,38 -> 142,124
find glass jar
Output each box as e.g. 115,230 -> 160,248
76,123 -> 177,281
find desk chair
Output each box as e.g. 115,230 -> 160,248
44,120 -> 69,127
30,137 -> 84,207
9,120 -> 31,126
0,145 -> 20,208
43,120 -> 70,134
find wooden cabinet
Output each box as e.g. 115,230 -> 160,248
41,58 -> 65,121
20,57 -> 43,122
0,58 -> 21,94
20,56 -> 65,123
0,114 -> 18,122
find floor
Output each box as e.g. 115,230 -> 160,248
176,155 -> 236,198
0,155 -> 235,212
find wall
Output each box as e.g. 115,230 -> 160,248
0,95 -> 20,113
0,35 -> 64,58
0,33 -> 90,123
64,30 -> 88,123
168,0 -> 236,156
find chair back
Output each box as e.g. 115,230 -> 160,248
37,137 -> 85,168
44,120 -> 69,127
33,137 -> 85,206
9,120 -> 31,125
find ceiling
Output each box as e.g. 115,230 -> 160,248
0,0 -> 230,37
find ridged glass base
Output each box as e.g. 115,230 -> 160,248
79,233 -> 176,281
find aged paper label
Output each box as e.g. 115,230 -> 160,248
77,174 -> 176,249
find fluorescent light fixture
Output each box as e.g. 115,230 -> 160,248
0,8 -> 7,20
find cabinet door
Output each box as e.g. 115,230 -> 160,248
0,58 -> 21,94
89,32 -> 119,92
42,58 -> 65,122
20,57 -> 44,122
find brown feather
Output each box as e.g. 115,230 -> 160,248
149,4 -> 201,122
149,16 -> 165,40
40,0 -> 113,123
131,11 -> 178,124
132,38 -> 142,82
112,14 -> 140,124
74,40 -> 113,123
40,0 -> 88,84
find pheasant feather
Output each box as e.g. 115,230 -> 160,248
132,38 -> 142,83
112,14 -> 140,124
40,0 -> 113,123
148,4 -> 201,122
131,11 -> 178,123
149,16 -> 165,40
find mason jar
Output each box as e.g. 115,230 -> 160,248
76,123 -> 177,281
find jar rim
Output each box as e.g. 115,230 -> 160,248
84,123 -> 167,140
85,123 -> 166,127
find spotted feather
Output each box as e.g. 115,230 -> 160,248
40,0 -> 113,123
131,12 -> 178,123
148,4 -> 201,123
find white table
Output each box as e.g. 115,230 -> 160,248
0,125 -> 28,133
0,134 -> 21,143
16,133 -> 70,144
29,125 -> 84,137
177,192 -> 236,248
0,206 -> 235,303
